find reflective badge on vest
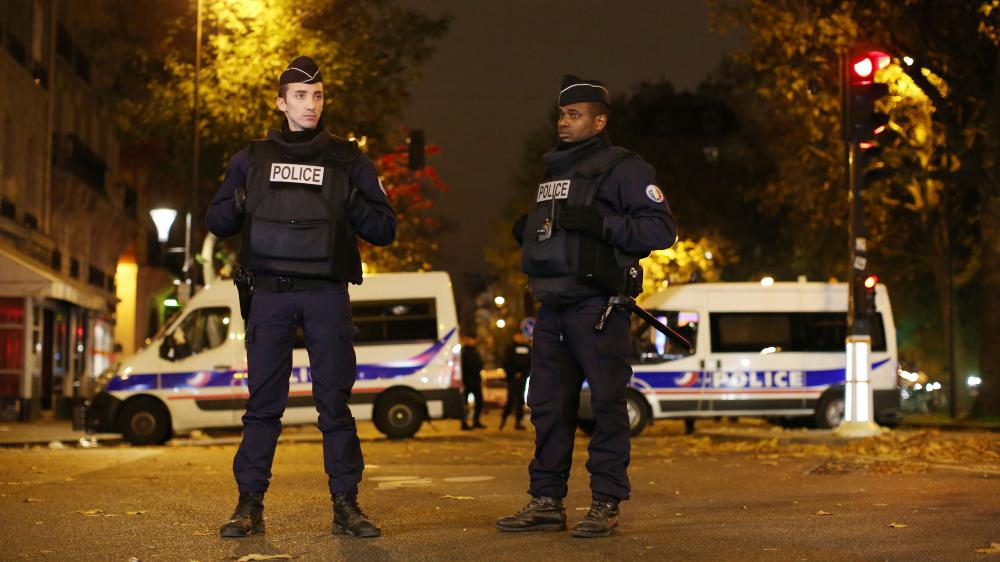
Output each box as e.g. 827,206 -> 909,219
270,163 -> 324,186
536,180 -> 570,202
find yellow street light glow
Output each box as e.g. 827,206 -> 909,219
496,319 -> 506,328
903,56 -> 914,66
760,276 -> 774,287
494,296 -> 505,306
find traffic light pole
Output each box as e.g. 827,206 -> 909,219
837,139 -> 882,437
836,51 -> 882,437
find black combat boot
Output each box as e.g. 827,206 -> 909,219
495,496 -> 567,532
332,493 -> 381,538
219,492 -> 265,538
571,499 -> 620,538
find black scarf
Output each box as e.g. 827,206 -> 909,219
268,118 -> 330,161
542,131 -> 610,177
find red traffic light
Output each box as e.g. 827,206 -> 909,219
864,275 -> 878,289
849,51 -> 891,84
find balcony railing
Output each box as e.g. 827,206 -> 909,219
52,134 -> 106,192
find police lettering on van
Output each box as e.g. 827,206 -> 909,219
575,281 -> 901,435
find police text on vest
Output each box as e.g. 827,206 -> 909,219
536,180 -> 571,202
270,163 -> 324,186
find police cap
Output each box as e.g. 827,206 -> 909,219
279,56 -> 323,86
558,74 -> 610,107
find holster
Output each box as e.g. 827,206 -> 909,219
234,265 -> 254,320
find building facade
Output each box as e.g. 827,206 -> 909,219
0,0 -> 150,421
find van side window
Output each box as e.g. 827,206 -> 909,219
710,312 -> 887,353
291,299 -> 438,349
631,310 -> 699,364
163,307 -> 231,360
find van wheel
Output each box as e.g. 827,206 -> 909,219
374,391 -> 425,439
626,390 -> 651,437
120,398 -> 171,445
815,392 -> 845,429
578,418 -> 596,436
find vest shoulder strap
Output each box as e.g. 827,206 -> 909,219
575,147 -> 634,178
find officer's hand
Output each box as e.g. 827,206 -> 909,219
559,205 -> 604,239
233,186 -> 248,215
511,214 -> 527,247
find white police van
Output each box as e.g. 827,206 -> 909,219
85,271 -> 464,444
578,281 -> 900,435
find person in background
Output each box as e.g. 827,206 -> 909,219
460,334 -> 486,430
500,332 -> 531,430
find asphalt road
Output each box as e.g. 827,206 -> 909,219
1,414 -> 997,561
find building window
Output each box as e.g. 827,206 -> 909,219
70,258 -> 80,279
56,24 -> 72,62
88,266 -> 104,288
0,298 -> 25,401
0,198 -> 14,220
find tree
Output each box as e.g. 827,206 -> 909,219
361,143 -> 450,272
91,0 -> 449,212
712,0 -> 999,415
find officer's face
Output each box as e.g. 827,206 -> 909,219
557,103 -> 607,143
276,82 -> 324,131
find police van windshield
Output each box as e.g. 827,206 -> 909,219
631,310 -> 698,364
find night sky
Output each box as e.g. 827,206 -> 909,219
397,0 -> 745,279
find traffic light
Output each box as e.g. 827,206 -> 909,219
407,129 -> 425,171
858,141 -> 889,185
863,274 -> 878,316
844,50 -> 891,143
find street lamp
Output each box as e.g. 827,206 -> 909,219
150,207 -> 193,304
494,296 -> 505,307
150,208 -> 178,243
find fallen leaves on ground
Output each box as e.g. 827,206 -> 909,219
975,543 -> 1000,554
77,508 -> 104,516
651,429 -> 1000,474
439,495 -> 474,500
815,510 -> 832,516
126,510 -> 147,516
888,522 -> 907,528
235,554 -> 292,561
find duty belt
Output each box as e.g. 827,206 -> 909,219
253,275 -> 341,292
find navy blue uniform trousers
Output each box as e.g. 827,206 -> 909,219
527,296 -> 633,502
233,284 -> 364,496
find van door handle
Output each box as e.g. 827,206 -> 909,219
699,359 -> 705,370
214,364 -> 232,371
714,359 -> 721,369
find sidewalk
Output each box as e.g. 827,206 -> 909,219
0,418 -> 119,448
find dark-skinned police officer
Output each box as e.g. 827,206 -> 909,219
206,56 -> 395,539
496,75 -> 677,538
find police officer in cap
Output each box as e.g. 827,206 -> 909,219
496,75 -> 677,538
207,56 -> 395,539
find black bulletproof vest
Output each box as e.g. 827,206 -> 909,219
520,146 -> 637,307
239,134 -> 362,282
